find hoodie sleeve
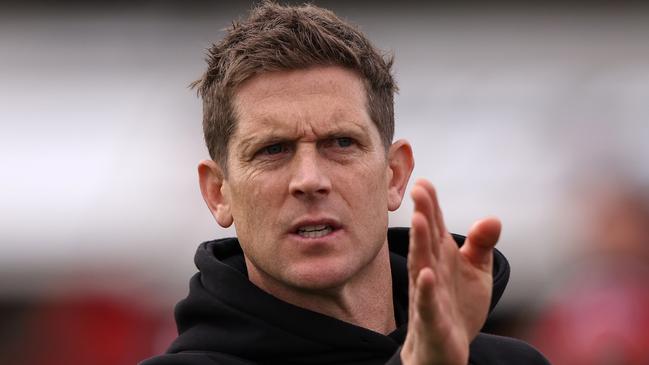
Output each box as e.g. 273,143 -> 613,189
468,333 -> 552,364
381,335 -> 551,365
139,351 -> 258,365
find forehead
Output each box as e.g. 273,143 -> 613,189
231,66 -> 374,139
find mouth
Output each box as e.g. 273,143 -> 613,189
290,218 -> 342,239
296,224 -> 334,238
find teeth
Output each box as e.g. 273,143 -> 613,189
298,224 -> 328,232
297,225 -> 333,238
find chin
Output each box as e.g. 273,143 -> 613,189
286,261 -> 356,291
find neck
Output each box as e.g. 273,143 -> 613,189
247,243 -> 396,335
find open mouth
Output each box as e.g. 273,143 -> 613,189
296,224 -> 334,238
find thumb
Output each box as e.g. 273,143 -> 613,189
460,217 -> 501,270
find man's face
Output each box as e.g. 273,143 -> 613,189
216,66 -> 402,292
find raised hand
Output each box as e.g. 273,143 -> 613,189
400,179 -> 502,365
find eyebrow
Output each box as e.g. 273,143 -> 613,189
235,118 -> 369,157
238,134 -> 289,156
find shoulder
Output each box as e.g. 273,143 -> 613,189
139,352 -> 257,365
469,333 -> 551,365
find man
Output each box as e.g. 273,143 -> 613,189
142,2 -> 549,364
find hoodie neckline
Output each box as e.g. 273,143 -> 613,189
167,227 -> 510,363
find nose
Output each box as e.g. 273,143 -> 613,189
288,145 -> 331,199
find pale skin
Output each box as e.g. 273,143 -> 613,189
198,66 -> 501,365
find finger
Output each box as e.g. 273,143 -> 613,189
411,181 -> 440,257
409,212 -> 435,283
460,217 -> 501,271
408,211 -> 434,321
414,267 -> 438,324
411,182 -> 437,239
419,179 -> 448,237
408,269 -> 415,322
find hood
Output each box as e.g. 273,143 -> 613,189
165,227 -> 510,364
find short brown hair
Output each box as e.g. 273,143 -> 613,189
192,1 -> 397,170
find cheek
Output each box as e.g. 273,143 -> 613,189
357,159 -> 389,198
230,173 -> 286,229
336,158 -> 389,212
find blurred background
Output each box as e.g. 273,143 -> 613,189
1,1 -> 649,364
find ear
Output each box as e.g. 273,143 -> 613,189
386,139 -> 414,211
198,159 -> 233,227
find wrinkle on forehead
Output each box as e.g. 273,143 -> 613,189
241,109 -> 368,137
231,68 -> 373,148
235,115 -> 371,162
236,66 -> 365,100
232,66 -> 368,122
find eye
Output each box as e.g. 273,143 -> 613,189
258,142 -> 289,157
335,137 -> 354,148
264,144 -> 283,154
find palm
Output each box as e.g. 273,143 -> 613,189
401,179 -> 501,365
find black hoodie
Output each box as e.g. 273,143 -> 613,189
141,228 -> 549,365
